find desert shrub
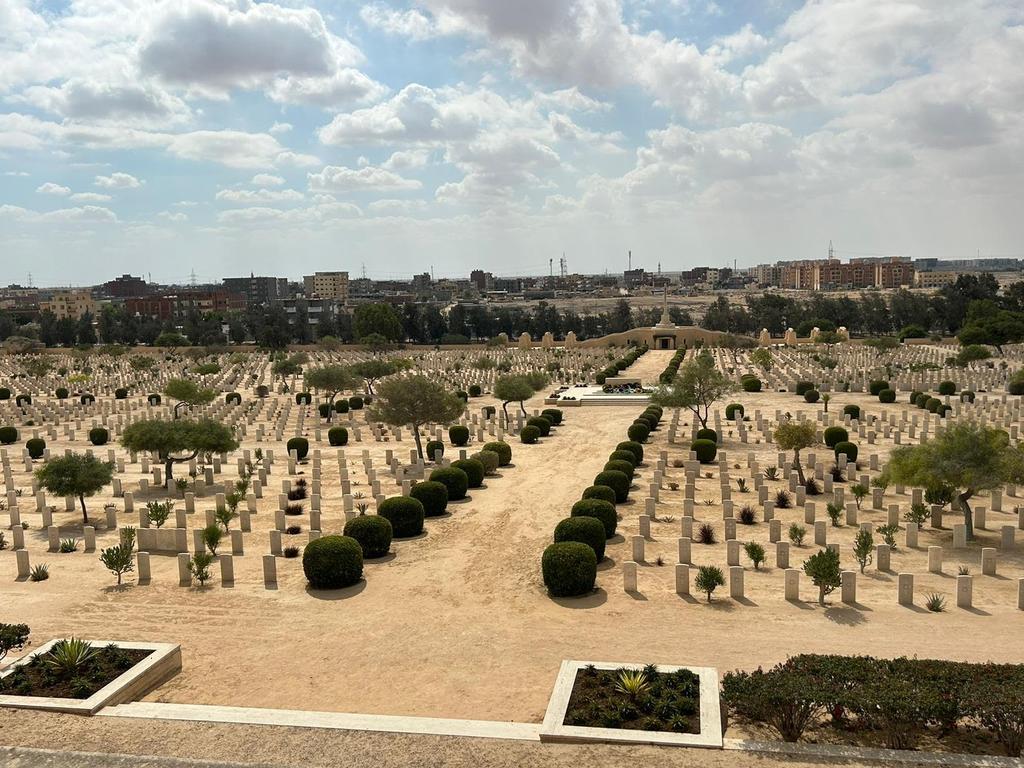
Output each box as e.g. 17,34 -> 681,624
823,426 -> 848,448
878,388 -> 896,403
738,505 -> 757,525
961,390 -> 975,403
925,397 -> 942,413
343,515 -> 393,558
302,535 -> 363,589
520,425 -> 541,444
114,388 -> 127,400
833,441 -> 858,462
26,438 -> 45,460
803,389 -> 820,403
527,416 -> 552,437
627,421 -> 650,443
696,522 -> 716,544
608,449 -> 638,468
725,403 -> 744,420
468,384 -> 482,397
721,664 -> 826,742
88,427 -> 109,446
603,459 -> 636,478
286,437 -> 309,460
775,489 -> 792,508
0,427 -> 18,445
541,541 -> 596,597
937,380 -> 957,396
741,376 -> 762,392
333,399 -> 349,413
582,485 -> 617,505
429,466 -> 469,501
483,441 -> 512,466
869,379 -> 890,396
695,564 -> 725,601
376,496 -> 425,538
691,439 -> 717,464
225,392 -> 241,405
554,516 -> 606,561
594,470 -> 630,503
425,440 -> 445,460
804,477 -> 821,496
348,395 -> 364,410
55,387 -> 68,399
616,441 -> 644,464
410,481 -> 449,517
472,449 -> 500,476
695,428 -> 717,442
449,424 -> 470,446
542,408 -> 564,426
795,381 -> 815,396
318,403 -> 331,419
842,404 -> 860,419
327,427 -> 348,446
571,498 -> 617,538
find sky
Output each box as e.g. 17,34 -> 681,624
1,0 -> 1023,286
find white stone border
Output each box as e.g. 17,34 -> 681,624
539,660 -> 723,748
0,639 -> 181,715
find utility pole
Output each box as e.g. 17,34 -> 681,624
628,250 -> 632,271
828,240 -> 834,260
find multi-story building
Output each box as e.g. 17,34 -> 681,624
915,271 -> 960,289
125,290 -> 245,321
469,269 -> 493,291
99,274 -> 149,298
223,274 -> 290,307
303,271 -> 349,304
871,257 -> 915,289
41,289 -> 97,319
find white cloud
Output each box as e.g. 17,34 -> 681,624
268,68 -> 388,108
216,188 -> 305,204
269,122 -> 293,135
382,149 -> 432,171
70,192 -> 112,202
167,131 -> 319,169
16,80 -> 192,125
158,211 -> 189,223
36,182 -> 71,196
251,174 -> 285,187
95,172 -> 144,189
308,165 -> 422,192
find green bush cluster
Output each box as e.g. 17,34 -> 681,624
833,441 -> 858,462
554,516 -> 606,561
878,388 -> 896,403
26,438 -> 45,459
451,458 -> 485,488
691,438 -> 717,464
426,439 -> 444,460
868,379 -> 889,396
595,345 -> 648,385
725,403 -> 744,420
429,466 -> 469,501
286,437 -> 309,460
88,427 -> 109,446
795,381 -> 815,396
659,349 -> 686,384
449,424 -> 470,446
482,441 -> 512,466
376,496 -> 425,538
410,481 -> 449,517
302,535 -> 363,589
0,427 -> 17,445
520,425 -> 541,444
328,427 -> 348,446
937,380 -> 957,396
740,374 -> 762,392
541,541 -> 597,597
842,404 -> 860,419
803,389 -> 820,403
527,416 -> 551,437
823,426 -> 848,448
343,515 -> 392,558
571,498 -> 617,538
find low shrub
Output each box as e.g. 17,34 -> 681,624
26,438 -> 45,460
570,498 -> 617,538
333,399 -> 349,413
81,393 -> 95,404
926,397 -> 942,413
286,437 -> 309,460
803,389 -> 820,403
225,392 -> 241,405
425,440 -> 445,461
0,388 -> 9,400
348,395 -> 364,410
482,441 -> 512,466
833,441 -> 858,462
914,392 -> 930,408
302,535 -> 363,589
542,408 -> 564,426
343,515 -> 393,558
581,485 -> 617,505
429,466 -> 469,501
842,404 -> 860,419
937,380 -> 957,396
449,425 -> 470,446
554,516 -> 606,561
410,481 -> 449,517
452,458 -> 485,488
594,470 -> 630,503
961,390 -> 975,403
377,496 -> 425,538
88,427 -> 109,446
16,394 -> 32,406
795,381 -> 815,396
823,426 -> 848,448
318,403 -> 331,419
608,449 -> 638,468
295,392 -> 311,405
616,441 -> 644,464
468,384 -> 481,397
878,388 -> 896,403
55,387 -> 68,399
114,388 -> 127,400
327,427 -> 348,446
527,416 -> 552,437
691,439 -> 717,464
627,421 -> 650,443
741,376 -> 762,392
695,427 -> 717,442
520,425 -> 541,444
869,379 -> 890,396
603,459 -> 636,479
541,541 -> 596,597
0,427 -> 18,445
725,403 -> 744,420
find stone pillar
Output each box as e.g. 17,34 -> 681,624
784,568 -> 800,601
897,572 -> 914,605
623,561 -> 638,592
956,575 -> 973,609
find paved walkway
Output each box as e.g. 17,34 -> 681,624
0,747 -> 282,768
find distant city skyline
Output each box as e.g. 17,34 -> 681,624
2,0 -> 1022,284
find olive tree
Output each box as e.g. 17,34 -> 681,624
883,423 -> 1024,541
35,453 -> 114,523
368,375 -> 465,460
121,419 -> 239,488
164,378 -> 216,419
651,350 -> 736,430
304,364 -> 359,423
773,419 -> 818,485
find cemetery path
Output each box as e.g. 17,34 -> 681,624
620,349 -> 676,385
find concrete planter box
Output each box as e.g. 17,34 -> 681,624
138,527 -> 188,553
540,660 -> 722,748
0,640 -> 181,715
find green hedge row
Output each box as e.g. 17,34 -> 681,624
595,344 -> 648,385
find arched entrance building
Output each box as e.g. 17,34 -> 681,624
578,304 -> 732,349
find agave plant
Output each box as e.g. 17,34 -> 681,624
763,467 -> 779,481
925,593 -> 946,613
45,637 -> 97,677
614,669 -> 650,699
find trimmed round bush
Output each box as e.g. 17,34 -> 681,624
482,405 -> 496,419
449,425 -> 470,446
834,441 -> 858,462
616,441 -> 644,464
81,394 -> 95,405
878,388 -> 896,403
804,389 -> 820,403
302,535 -> 363,589
961,390 -> 975,403
603,459 -> 635,478
225,392 -> 241,405
472,450 -> 500,476
691,438 -> 717,464
869,380 -> 890,396
425,440 -> 444,460
541,541 -> 597,597
938,380 -> 957,396
295,392 -> 311,405
333,399 -> 349,413
795,381 -> 815,396
520,425 -> 541,444
842,404 -> 860,419
255,385 -> 269,398
429,466 -> 469,501
0,388 -> 9,400
114,388 -> 127,400
16,395 -> 31,407
636,414 -> 658,432
926,397 -> 942,413
451,458 -> 484,488
26,438 -> 45,459
909,389 -> 922,403
318,403 -> 332,419
410,481 -> 449,517
741,376 -> 762,392
88,427 -> 109,446
938,404 -> 952,418
343,515 -> 392,558
627,421 -> 650,443
455,390 -> 469,402
483,441 -> 511,466
348,395 -> 364,410
571,498 -> 617,538
468,384 -> 482,397
823,426 -> 849,448
695,428 -> 717,442
554,516 -> 606,561
286,436 -> 309,460
1009,377 -> 1024,396
328,427 -> 348,446
582,485 -> 617,505
914,392 -> 930,408
0,427 -> 18,445
725,403 -> 744,420
608,449 -> 638,468
527,416 -> 551,437
645,405 -> 663,420
55,387 -> 68,399
541,408 -> 563,426
376,496 -> 425,538
148,393 -> 162,405
594,470 -> 630,503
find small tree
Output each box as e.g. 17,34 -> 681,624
720,333 -> 756,364
851,483 -> 868,509
750,347 -> 773,372
0,623 -> 30,665
651,350 -> 736,430
350,359 -> 407,395
145,500 -> 173,528
695,564 -> 726,602
368,375 -> 465,460
189,552 -> 214,586
121,419 -> 239,488
164,378 -> 216,419
773,419 -> 818,485
271,354 -> 305,392
883,423 -> 1024,541
853,528 -> 873,573
304,365 -> 359,423
494,375 -> 536,420
744,541 -> 766,570
99,527 -> 136,585
803,548 -> 841,605
35,453 -> 114,523
201,524 -> 223,555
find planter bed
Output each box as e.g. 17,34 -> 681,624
541,660 -> 722,748
0,639 -> 181,715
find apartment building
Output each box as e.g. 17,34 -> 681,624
41,289 -> 97,319
303,271 -> 349,304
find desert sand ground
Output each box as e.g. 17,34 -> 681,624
2,348 -> 1023,765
